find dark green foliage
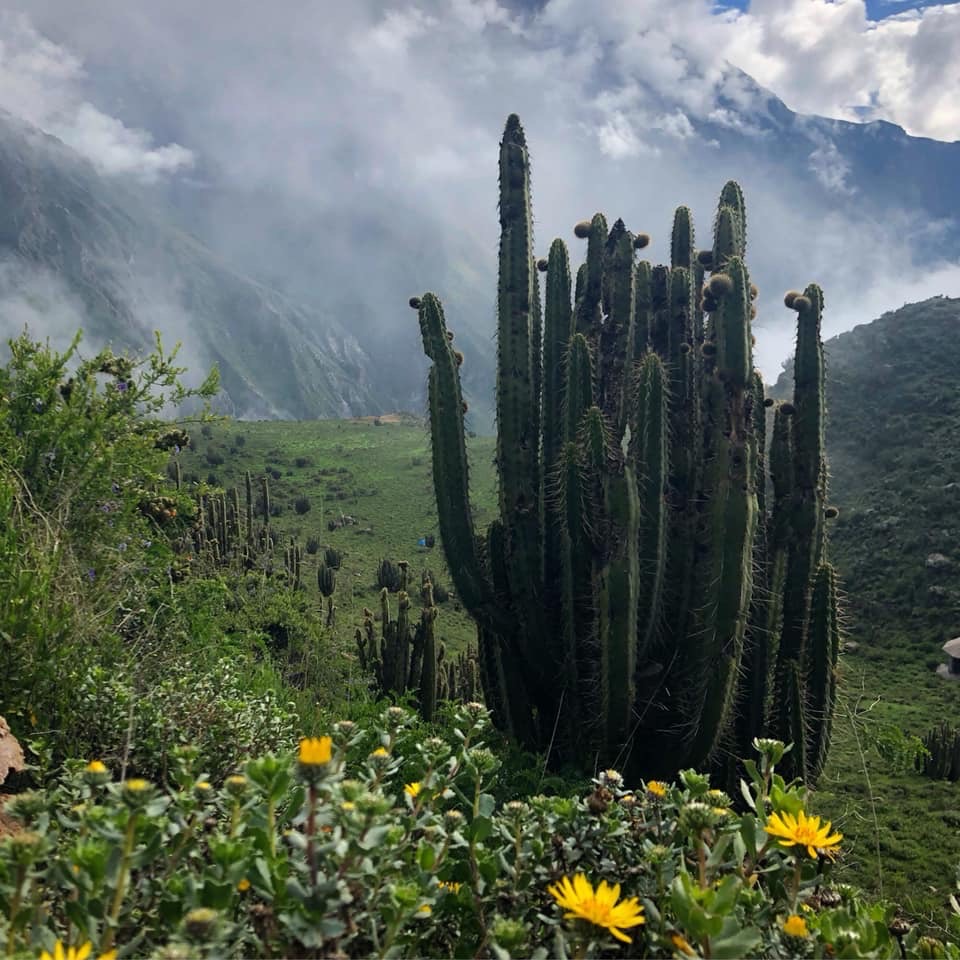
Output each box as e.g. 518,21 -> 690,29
415,114 -> 840,782
294,495 -> 311,515
306,536 -> 320,554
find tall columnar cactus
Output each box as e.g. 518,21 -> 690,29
414,114 -> 841,781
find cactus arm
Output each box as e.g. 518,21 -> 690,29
416,292 -> 496,624
542,239 -> 573,477
599,462 -> 640,750
633,260 -> 653,360
574,214 -> 608,336
805,562 -> 839,781
496,114 -> 545,659
598,220 -> 637,433
630,353 -> 669,663
418,583 -> 438,722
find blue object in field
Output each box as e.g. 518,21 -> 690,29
417,538 -> 427,547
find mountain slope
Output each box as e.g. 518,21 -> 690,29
0,109 -> 379,419
773,295 -> 960,653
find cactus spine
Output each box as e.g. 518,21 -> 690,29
415,114 -> 840,781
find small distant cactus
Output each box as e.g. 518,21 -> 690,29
919,722 -> 960,781
377,558 -> 403,592
324,546 -> 343,569
355,578 -> 480,721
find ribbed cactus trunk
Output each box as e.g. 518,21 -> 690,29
415,113 -> 841,783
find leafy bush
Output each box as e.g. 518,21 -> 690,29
1,707 -> 951,959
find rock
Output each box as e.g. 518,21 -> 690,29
842,641 -> 860,654
0,716 -> 25,786
927,585 -> 950,606
926,553 -> 952,571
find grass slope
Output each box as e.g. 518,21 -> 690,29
180,416 -> 498,656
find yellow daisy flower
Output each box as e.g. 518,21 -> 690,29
764,809 -> 842,859
85,761 -> 107,775
782,914 -> 809,938
646,780 -> 668,798
547,873 -> 645,944
298,736 -> 333,766
404,781 -> 422,799
39,941 -> 117,960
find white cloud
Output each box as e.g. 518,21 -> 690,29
807,139 -> 856,195
719,0 -> 960,141
1,0 -> 957,388
0,12 -> 193,181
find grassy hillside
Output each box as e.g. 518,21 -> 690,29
773,296 -> 960,932
179,416 -> 499,654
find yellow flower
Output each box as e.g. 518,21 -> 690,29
416,904 -> 432,916
85,760 -> 107,775
404,781 -> 422,799
547,873 -> 645,944
123,778 -> 150,792
764,809 -> 842,860
298,736 -> 333,766
646,780 -> 668,798
370,747 -> 389,758
671,932 -> 696,956
39,941 -> 117,960
438,880 -> 462,894
783,914 -> 809,938
341,801 -> 356,811
237,878 -> 251,892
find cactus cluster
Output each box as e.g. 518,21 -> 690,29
355,565 -> 480,721
377,558 -> 404,592
189,473 -> 276,571
414,113 -> 840,782
919,722 -> 960,781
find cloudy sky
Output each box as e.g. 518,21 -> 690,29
1,0 -> 959,382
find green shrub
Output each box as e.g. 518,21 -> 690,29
0,707 -> 950,959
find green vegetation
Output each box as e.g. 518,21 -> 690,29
415,114 -> 838,786
4,704 -> 949,959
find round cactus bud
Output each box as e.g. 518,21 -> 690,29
454,350 -> 464,366
446,330 -> 455,341
409,296 -> 421,309
574,220 -> 592,238
780,402 -> 796,416
633,233 -> 651,249
824,506 -> 840,519
750,305 -> 757,319
680,342 -> 691,355
701,342 -> 717,357
708,274 -> 733,296
783,290 -> 801,309
793,295 -> 812,312
750,334 -> 756,345
536,257 -> 548,272
696,249 -> 714,267
462,401 -> 468,413
763,397 -> 775,408
750,283 -> 759,300
702,296 -> 718,314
